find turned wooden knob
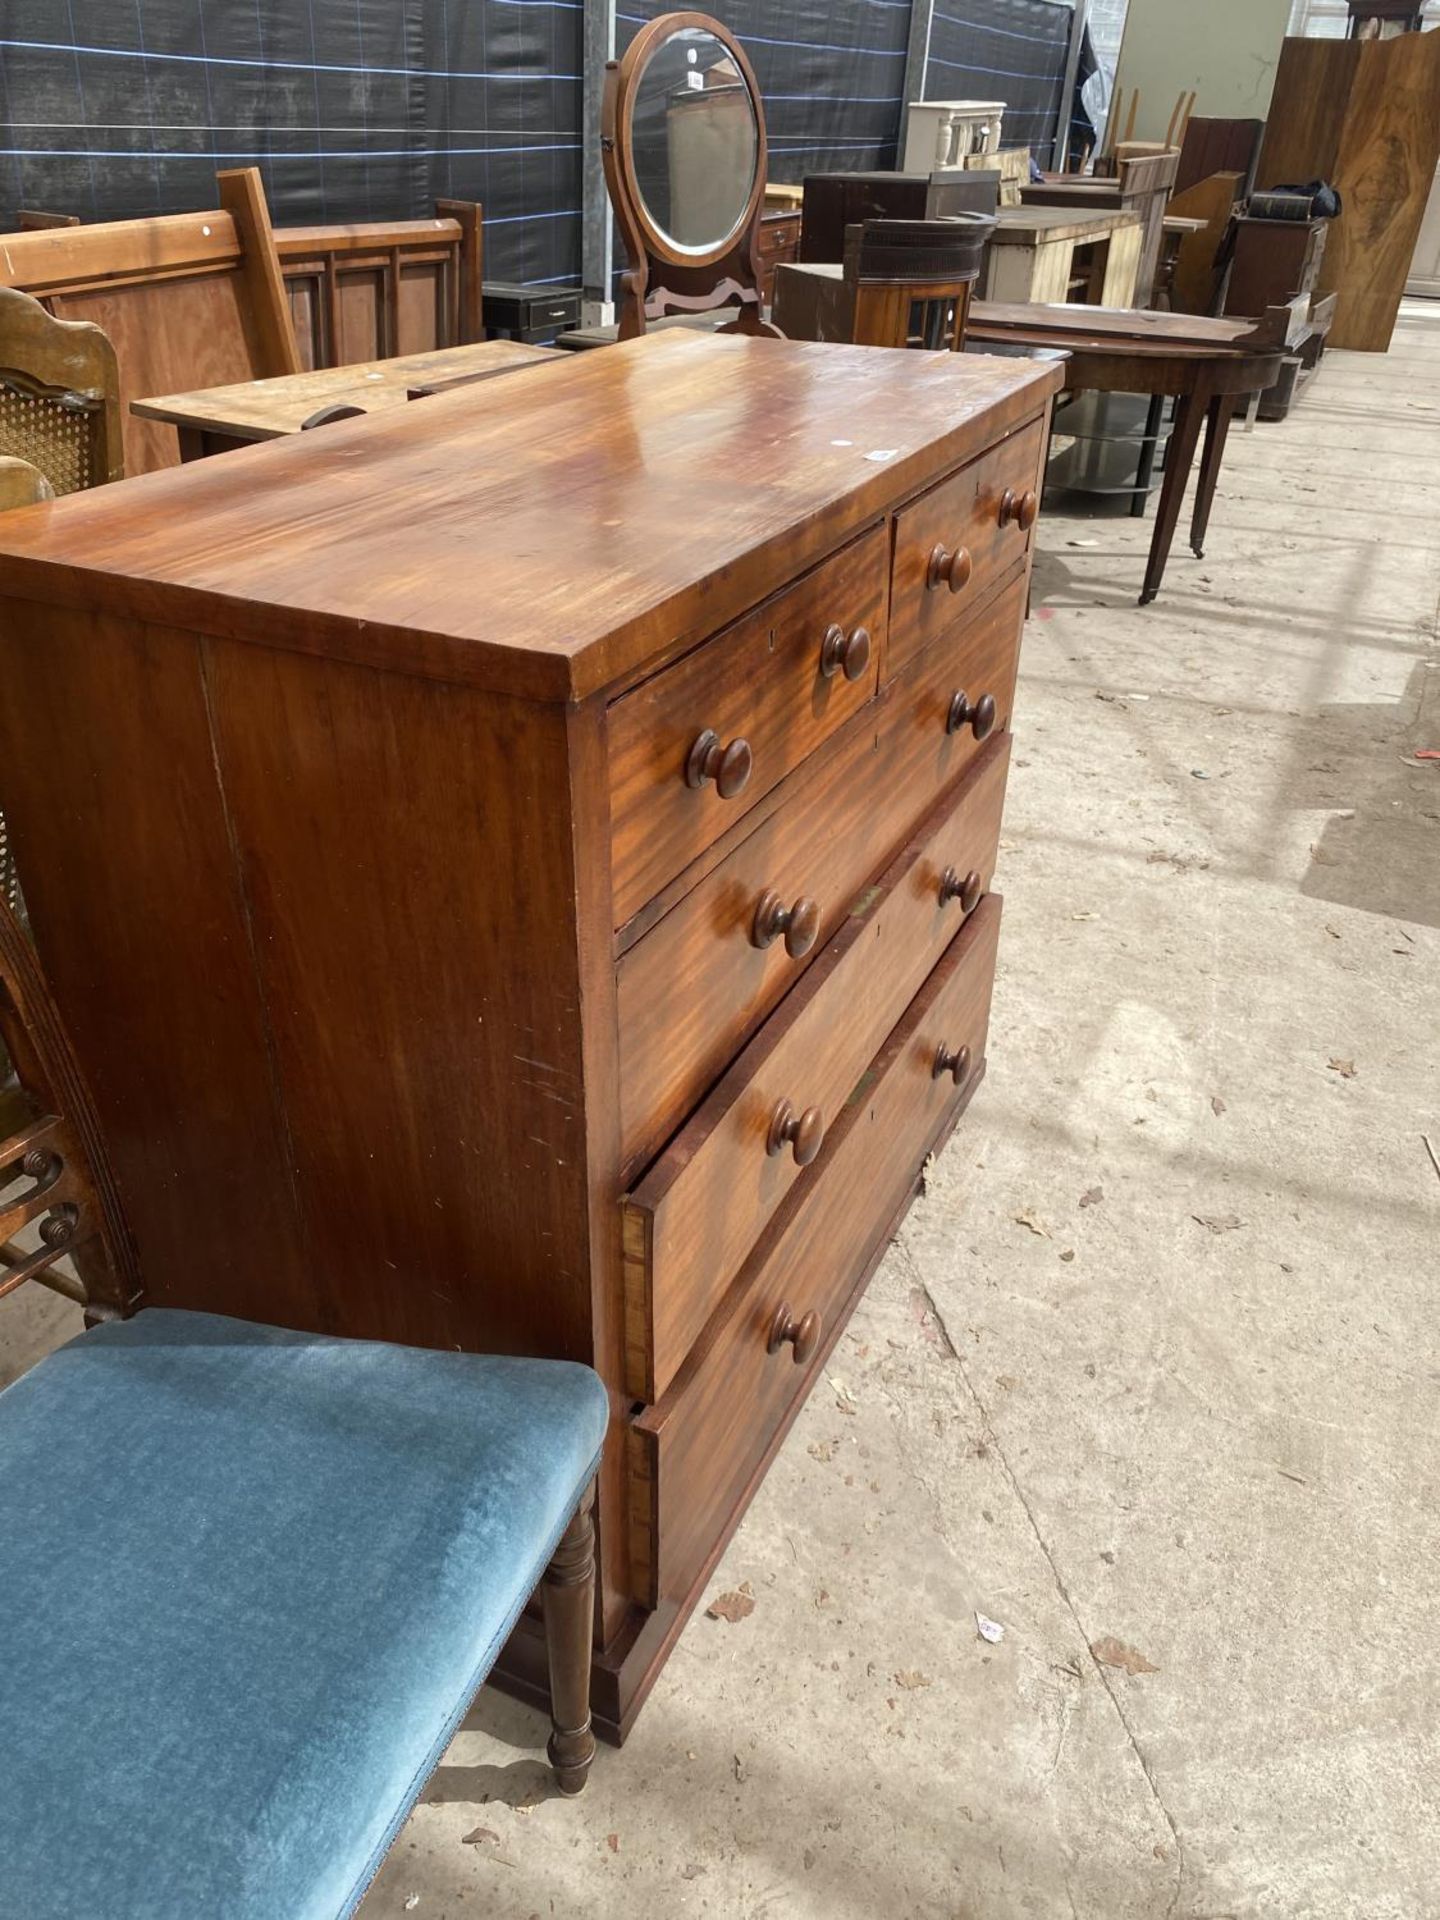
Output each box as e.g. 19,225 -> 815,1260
751,889 -> 820,958
932,1041 -> 972,1087
685,728 -> 752,797
926,543 -> 973,594
999,487 -> 1039,531
767,1301 -> 822,1365
819,623 -> 871,682
766,1098 -> 824,1165
938,866 -> 982,912
945,690 -> 998,740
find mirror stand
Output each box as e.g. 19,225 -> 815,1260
601,12 -> 782,341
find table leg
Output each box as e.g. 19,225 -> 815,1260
1189,392 -> 1237,559
1140,387 -> 1206,606
1131,391 -> 1166,518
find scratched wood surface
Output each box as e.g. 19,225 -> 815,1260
0,331 -> 1061,702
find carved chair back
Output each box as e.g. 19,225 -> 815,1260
0,287 -> 124,495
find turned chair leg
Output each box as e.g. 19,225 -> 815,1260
542,1478 -> 597,1795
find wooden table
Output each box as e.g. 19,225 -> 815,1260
966,301 -> 1287,603
132,339 -> 561,459
982,206 -> 1143,307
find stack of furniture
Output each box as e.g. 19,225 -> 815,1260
1256,27 -> 1440,350
1023,144 -> 1181,304
799,169 -> 1000,264
0,328 -> 1060,1739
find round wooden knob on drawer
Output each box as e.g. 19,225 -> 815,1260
819,622 -> 871,682
932,1041 -> 972,1087
998,487 -> 1039,531
684,728 -> 752,797
926,542 -> 973,595
766,1097 -> 824,1166
751,888 -> 820,958
945,690 -> 998,740
767,1301 -> 822,1366
938,866 -> 983,913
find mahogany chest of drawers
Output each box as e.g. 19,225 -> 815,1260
0,332 -> 1060,1737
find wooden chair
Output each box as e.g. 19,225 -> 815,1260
0,287 -> 123,494
845,217 -> 994,350
0,893 -> 606,1915
0,168 -> 299,475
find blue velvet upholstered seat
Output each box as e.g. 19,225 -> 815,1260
0,1308 -> 609,1920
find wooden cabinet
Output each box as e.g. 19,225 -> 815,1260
757,210 -> 801,301
0,331 -> 1059,1740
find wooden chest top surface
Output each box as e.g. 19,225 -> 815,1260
0,331 -> 1060,702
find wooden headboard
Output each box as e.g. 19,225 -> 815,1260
0,169 -> 299,474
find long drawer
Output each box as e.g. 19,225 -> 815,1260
608,525 -> 887,926
621,738 -> 1009,1403
617,571 -> 1026,1173
629,894 -> 1003,1608
888,415 -> 1046,678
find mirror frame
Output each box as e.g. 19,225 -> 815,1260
601,11 -> 778,340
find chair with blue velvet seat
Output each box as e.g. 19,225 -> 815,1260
0,894 -> 608,1918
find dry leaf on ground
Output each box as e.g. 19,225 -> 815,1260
1210,1095 -> 1227,1116
706,1584 -> 755,1624
1013,1208 -> 1051,1238
1327,1056 -> 1357,1078
1091,1635 -> 1159,1675
1079,1186 -> 1104,1208
461,1827 -> 501,1848
1192,1213 -> 1243,1233
893,1669 -> 931,1690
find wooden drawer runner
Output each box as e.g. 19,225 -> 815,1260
617,571 -> 1026,1173
622,735 -> 1009,1403
608,526 -> 887,926
889,414 -> 1046,678
630,894 -> 1003,1607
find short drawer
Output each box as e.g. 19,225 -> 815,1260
888,415 -> 1046,678
629,894 -> 1003,1607
616,573 -> 1025,1174
608,526 -> 887,926
621,737 -> 1009,1403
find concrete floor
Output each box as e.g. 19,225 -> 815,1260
6,309 -> 1438,1918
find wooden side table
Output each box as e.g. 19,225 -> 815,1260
967,302 -> 1288,603
982,207 -> 1143,307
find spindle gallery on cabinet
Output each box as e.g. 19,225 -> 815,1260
0,330 -> 1060,1736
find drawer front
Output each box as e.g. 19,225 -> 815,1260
616,572 -> 1025,1173
622,736 -> 1009,1403
630,895 -> 1003,1607
759,219 -> 800,260
609,527 -> 887,926
888,415 -> 1046,678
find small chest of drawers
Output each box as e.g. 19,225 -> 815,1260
0,332 -> 1060,1740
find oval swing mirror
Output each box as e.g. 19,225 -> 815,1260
628,25 -> 759,254
602,12 -> 778,339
